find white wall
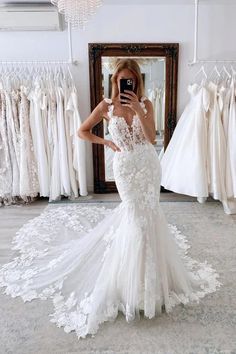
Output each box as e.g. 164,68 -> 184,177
0,2 -> 236,191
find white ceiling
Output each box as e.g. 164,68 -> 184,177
0,1 -> 50,3
105,0 -> 236,4
0,0 -> 235,4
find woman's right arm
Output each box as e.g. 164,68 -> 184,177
77,100 -> 120,152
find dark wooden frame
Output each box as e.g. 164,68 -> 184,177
89,43 -> 179,193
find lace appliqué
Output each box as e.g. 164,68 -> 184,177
105,96 -> 149,152
0,203 -> 221,340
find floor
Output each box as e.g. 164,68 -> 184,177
0,193 -> 236,354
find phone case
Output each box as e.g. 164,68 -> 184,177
120,79 -> 133,101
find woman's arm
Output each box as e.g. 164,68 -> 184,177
77,100 -> 121,152
121,91 -> 156,144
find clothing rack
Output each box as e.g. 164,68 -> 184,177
0,23 -> 78,66
189,0 -> 236,66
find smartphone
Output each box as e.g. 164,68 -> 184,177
120,78 -> 134,103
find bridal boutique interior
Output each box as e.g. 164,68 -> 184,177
0,1 -> 236,353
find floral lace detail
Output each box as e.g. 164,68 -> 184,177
19,86 -> 39,198
11,204 -> 110,253
105,96 -> 148,151
0,87 -> 39,206
113,142 -> 161,210
0,203 -> 221,340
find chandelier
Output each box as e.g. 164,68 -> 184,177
51,0 -> 103,28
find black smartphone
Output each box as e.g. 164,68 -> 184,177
120,78 -> 134,103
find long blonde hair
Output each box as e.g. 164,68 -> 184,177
110,58 -> 145,101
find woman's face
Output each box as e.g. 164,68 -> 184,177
117,69 -> 136,93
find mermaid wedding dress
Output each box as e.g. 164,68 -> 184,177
0,97 -> 221,340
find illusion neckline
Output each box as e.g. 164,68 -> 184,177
105,96 -> 147,130
109,115 -> 139,131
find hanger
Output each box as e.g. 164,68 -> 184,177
208,64 -> 221,83
230,64 -> 236,77
194,65 -> 208,80
222,65 -> 231,78
218,64 -> 231,87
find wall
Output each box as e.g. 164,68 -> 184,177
0,2 -> 235,191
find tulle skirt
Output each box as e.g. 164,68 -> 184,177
0,143 -> 221,339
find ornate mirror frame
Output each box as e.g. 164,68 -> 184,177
89,43 -> 179,193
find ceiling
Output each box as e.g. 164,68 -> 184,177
105,0 -> 236,4
0,1 -> 50,4
0,0 -> 235,4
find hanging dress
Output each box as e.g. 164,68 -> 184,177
55,86 -> 71,196
225,78 -> 236,199
48,85 -> 61,201
160,83 -> 209,198
18,86 -> 39,199
28,83 -> 50,197
206,81 -> 227,203
5,91 -> 20,197
0,90 -> 13,203
66,86 -> 88,197
64,82 -> 79,199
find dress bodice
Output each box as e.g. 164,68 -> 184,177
104,97 -> 148,151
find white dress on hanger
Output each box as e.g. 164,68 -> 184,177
225,78 -> 236,199
160,83 -> 209,198
66,87 -> 88,197
55,86 -> 71,196
48,86 -> 61,201
28,84 -> 50,197
0,96 -> 221,340
18,86 -> 39,199
64,83 -> 79,199
0,90 -> 13,202
5,91 -> 20,197
207,81 -> 227,203
218,85 -> 231,141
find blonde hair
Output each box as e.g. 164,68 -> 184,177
110,58 -> 145,101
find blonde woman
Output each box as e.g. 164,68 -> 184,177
0,59 -> 221,340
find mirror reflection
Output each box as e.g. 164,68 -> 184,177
102,56 -> 166,181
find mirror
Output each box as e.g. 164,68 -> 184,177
89,43 -> 178,193
102,56 -> 166,181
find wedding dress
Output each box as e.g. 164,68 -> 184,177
0,97 -> 221,340
225,78 -> 236,198
160,83 -> 209,198
207,81 -> 227,203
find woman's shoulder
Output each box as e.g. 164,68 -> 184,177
97,98 -> 113,119
96,97 -> 112,111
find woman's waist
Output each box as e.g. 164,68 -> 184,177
115,140 -> 154,153
113,141 -> 159,166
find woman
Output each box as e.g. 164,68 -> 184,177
0,59 -> 221,340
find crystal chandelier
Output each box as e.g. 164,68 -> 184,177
51,0 -> 103,28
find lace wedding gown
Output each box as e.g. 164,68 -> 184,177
0,97 -> 221,340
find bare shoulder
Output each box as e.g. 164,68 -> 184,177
92,98 -> 112,121
94,98 -> 111,114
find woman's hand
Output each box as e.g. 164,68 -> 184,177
120,90 -> 146,118
104,139 -> 121,152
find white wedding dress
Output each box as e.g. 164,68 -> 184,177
160,83 -> 209,198
0,97 -> 221,340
